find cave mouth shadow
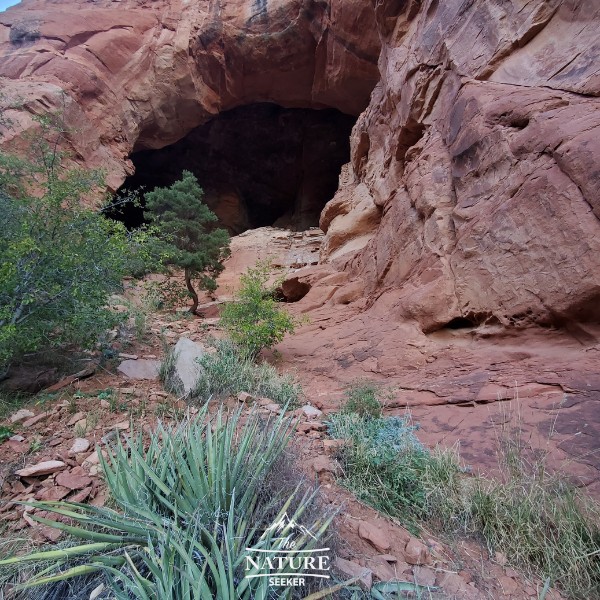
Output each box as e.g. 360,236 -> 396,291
113,103 -> 356,233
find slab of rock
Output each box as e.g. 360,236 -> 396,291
9,409 -> 35,424
35,485 -> 71,501
171,337 -> 206,396
22,411 -> 52,428
237,391 -> 255,403
358,521 -> 391,553
55,471 -> 93,490
69,438 -> 90,454
117,359 -> 160,380
15,460 -> 66,477
334,557 -> 372,590
67,412 -> 85,427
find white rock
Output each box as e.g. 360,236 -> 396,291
301,405 -> 323,419
172,337 -> 206,397
9,409 -> 35,423
70,438 -> 91,454
117,359 -> 161,380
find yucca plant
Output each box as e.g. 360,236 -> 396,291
0,406 -> 334,598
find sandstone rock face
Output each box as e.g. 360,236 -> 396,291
0,0 -> 380,189
326,0 -> 600,333
1,0 -> 599,334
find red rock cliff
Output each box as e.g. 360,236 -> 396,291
1,0 -> 599,333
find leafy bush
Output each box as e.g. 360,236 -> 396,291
144,171 -> 230,314
327,412 -> 454,531
0,406 -> 333,598
342,380 -> 383,418
220,261 -> 299,356
193,339 -> 302,407
0,114 -> 155,372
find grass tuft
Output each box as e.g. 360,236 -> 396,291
193,338 -> 302,407
328,388 -> 600,599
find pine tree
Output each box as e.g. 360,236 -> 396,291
144,171 -> 230,314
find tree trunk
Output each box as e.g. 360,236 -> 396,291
185,269 -> 199,315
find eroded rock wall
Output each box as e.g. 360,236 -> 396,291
1,0 -> 599,333
321,0 -> 600,332
0,0 -> 380,189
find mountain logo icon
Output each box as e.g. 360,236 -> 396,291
264,512 -> 318,541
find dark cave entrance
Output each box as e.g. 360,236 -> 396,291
114,103 -> 355,233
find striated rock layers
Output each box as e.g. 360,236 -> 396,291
321,0 -> 600,333
1,0 -> 599,333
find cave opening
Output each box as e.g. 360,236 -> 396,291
113,103 -> 356,234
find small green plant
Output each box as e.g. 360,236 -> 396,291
73,423 -> 87,437
28,436 -> 43,453
67,394 -> 78,414
158,340 -> 179,395
0,425 -> 13,442
220,260 -> 299,356
342,380 -> 384,418
193,338 -> 302,406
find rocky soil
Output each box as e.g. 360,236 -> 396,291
1,227 -> 586,599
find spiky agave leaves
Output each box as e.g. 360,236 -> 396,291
0,405 -> 334,598
101,403 -> 294,522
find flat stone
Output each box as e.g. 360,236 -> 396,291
172,337 -> 206,396
70,486 -> 93,503
368,557 -> 399,582
413,566 -> 436,587
9,409 -> 35,423
237,391 -> 255,403
118,353 -> 138,360
9,434 -> 25,442
15,460 -> 66,477
117,359 -> 160,380
67,412 -> 85,426
358,521 -> 391,553
35,485 -> 71,501
69,438 -> 90,454
55,471 -> 93,490
334,557 -> 372,590
22,412 -> 52,428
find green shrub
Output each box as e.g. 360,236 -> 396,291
328,412 -> 455,532
0,406 -> 333,598
0,114 -> 156,372
193,339 -> 302,407
342,380 -> 383,418
144,171 -> 230,314
220,261 -> 299,356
